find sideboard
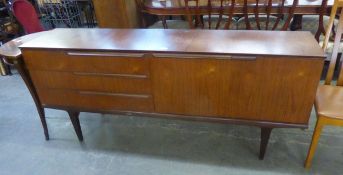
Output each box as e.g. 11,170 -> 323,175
0,29 -> 325,160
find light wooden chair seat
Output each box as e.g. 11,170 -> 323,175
316,85 -> 343,119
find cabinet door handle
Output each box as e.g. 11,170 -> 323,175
153,53 -> 257,60
67,52 -> 145,58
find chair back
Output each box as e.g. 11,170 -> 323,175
322,0 -> 343,85
12,0 -> 44,34
241,0 -> 298,30
184,0 -> 235,29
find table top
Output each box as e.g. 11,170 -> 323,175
0,31 -> 49,58
14,28 -> 324,58
145,0 -> 333,8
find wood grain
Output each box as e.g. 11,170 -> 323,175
22,50 -> 150,75
38,88 -> 154,112
151,56 -> 323,124
29,70 -> 152,94
18,29 -> 324,58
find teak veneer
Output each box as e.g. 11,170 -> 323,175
0,29 -> 325,160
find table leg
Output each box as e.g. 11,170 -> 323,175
291,14 -> 303,31
259,127 -> 273,160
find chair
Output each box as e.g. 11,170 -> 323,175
304,0 -> 343,169
236,0 -> 298,30
301,0 -> 330,41
12,0 -> 44,34
300,0 -> 341,53
184,0 -> 237,30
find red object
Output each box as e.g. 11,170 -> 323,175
12,0 -> 44,34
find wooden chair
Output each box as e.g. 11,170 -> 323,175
300,0 -> 330,41
236,0 -> 298,30
12,0 -> 44,34
304,0 -> 343,169
184,0 -> 237,29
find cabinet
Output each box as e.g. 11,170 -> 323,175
1,28 -> 325,159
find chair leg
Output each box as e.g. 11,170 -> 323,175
67,111 -> 83,142
259,127 -> 273,160
305,117 -> 324,169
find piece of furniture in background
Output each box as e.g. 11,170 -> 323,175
35,0 -> 82,28
236,0 -> 298,30
12,0 -> 44,34
78,0 -> 95,28
142,0 -> 334,30
0,29 -> 324,160
92,0 -> 140,28
183,0 -> 236,29
300,0 -> 330,41
305,0 -> 343,169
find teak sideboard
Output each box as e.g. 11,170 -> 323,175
1,29 -> 325,160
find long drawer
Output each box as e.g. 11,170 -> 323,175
22,49 -> 150,75
38,88 -> 154,112
29,70 -> 151,94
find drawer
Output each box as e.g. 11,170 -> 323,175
29,70 -> 151,94
38,89 -> 154,112
22,49 -> 150,75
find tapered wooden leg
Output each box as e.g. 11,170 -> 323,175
67,111 -> 83,141
259,127 -> 273,160
14,57 -> 49,140
305,117 -> 324,169
38,107 -> 49,140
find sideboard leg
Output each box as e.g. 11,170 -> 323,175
259,127 -> 273,160
14,57 -> 49,140
38,107 -> 49,140
67,111 -> 83,142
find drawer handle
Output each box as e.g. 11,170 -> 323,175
153,53 -> 256,60
67,52 -> 145,58
79,91 -> 151,99
73,72 -> 148,79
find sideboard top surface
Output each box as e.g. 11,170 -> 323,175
18,28 -> 324,58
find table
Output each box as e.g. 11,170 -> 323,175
0,29 -> 324,160
143,0 -> 334,15
143,0 -> 334,31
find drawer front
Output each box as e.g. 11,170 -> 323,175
29,70 -> 151,94
38,89 -> 154,112
22,50 -> 150,75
